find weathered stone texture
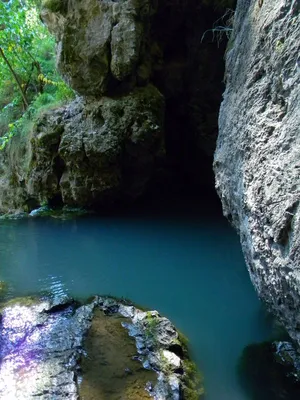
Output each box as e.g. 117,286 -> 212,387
214,0 -> 300,343
0,298 -> 95,399
41,0 -> 152,96
26,86 -> 164,207
0,0 -> 231,213
0,296 -> 201,399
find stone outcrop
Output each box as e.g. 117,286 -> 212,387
41,0 -> 154,96
96,297 -> 203,399
28,86 -> 164,207
0,0 -> 231,213
214,0 -> 300,344
0,295 -> 202,399
0,86 -> 164,211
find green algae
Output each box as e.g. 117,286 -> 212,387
182,358 -> 205,400
0,281 -> 9,300
0,295 -> 40,311
177,331 -> 205,399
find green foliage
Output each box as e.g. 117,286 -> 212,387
182,359 -> 205,400
0,0 -> 74,149
144,312 -> 160,347
0,88 -> 74,150
177,331 -> 205,399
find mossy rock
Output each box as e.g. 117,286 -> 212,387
29,206 -> 89,219
142,313 -> 204,398
183,358 -> 205,400
42,0 -> 68,14
0,296 -> 40,311
0,212 -> 28,220
238,341 -> 300,400
178,332 -> 205,399
0,281 -> 9,300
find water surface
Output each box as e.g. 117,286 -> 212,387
0,196 -> 272,400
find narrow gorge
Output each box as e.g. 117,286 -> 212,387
0,0 -> 299,399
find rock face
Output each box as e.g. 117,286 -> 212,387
0,297 -> 95,399
41,0 -> 153,96
0,87 -> 164,211
214,0 -> 300,344
0,296 -> 202,399
28,86 -> 164,207
0,0 -> 231,213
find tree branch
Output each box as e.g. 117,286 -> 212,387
0,46 -> 29,109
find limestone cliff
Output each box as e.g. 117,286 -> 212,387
0,0 -> 229,213
215,0 -> 300,344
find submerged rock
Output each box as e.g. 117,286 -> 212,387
275,341 -> 300,381
0,281 -> 8,299
29,205 -> 89,219
238,340 -> 300,400
0,295 -> 202,399
79,306 -> 156,400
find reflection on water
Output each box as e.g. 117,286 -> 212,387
38,275 -> 71,299
0,201 -> 273,400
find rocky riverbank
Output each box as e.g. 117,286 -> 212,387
0,295 -> 202,399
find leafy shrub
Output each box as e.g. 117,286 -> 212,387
0,0 -> 75,150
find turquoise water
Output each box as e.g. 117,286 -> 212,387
0,197 -> 272,400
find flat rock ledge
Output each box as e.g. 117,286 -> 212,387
0,206 -> 89,221
0,295 -> 202,399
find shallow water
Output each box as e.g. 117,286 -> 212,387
0,196 -> 272,400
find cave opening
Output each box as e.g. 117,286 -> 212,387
142,0 -> 236,205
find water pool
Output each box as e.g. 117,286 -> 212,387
0,197 -> 272,399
